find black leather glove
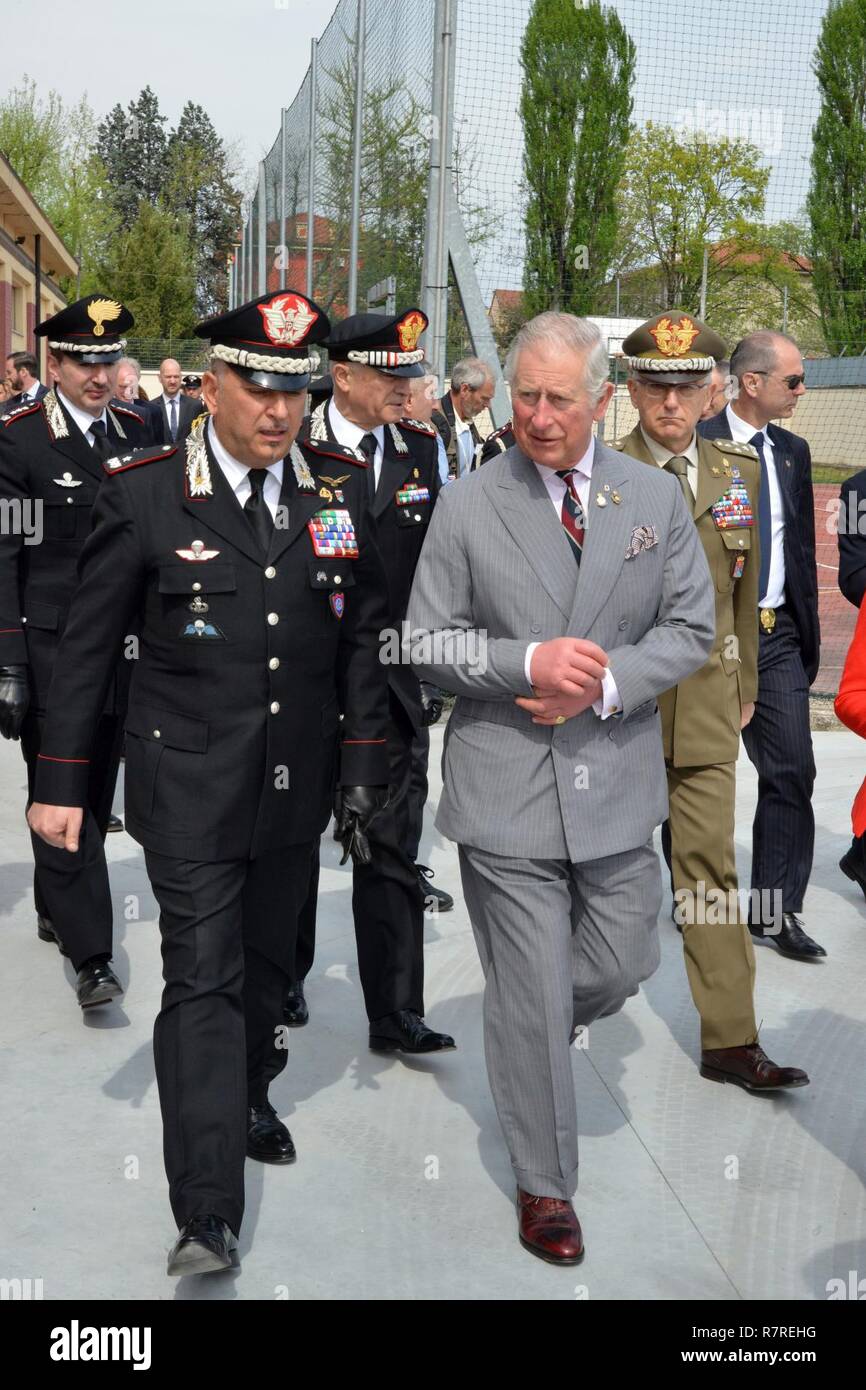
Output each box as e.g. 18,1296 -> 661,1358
0,664 -> 29,741
333,785 -> 389,866
420,682 -> 444,728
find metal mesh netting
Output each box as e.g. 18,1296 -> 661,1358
238,0 -> 866,695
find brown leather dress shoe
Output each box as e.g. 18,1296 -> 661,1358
700,1043 -> 810,1092
517,1188 -> 584,1265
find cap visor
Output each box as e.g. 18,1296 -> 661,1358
76,349 -> 124,365
227,363 -> 309,392
378,362 -> 425,379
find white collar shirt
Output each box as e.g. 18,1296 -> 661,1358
328,399 -> 385,487
725,402 -> 785,606
56,387 -> 108,444
207,418 -> 284,521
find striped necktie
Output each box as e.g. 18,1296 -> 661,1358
555,469 -> 585,564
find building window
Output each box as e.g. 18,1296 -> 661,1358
11,282 -> 24,336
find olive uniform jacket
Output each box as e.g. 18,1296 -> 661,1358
32,419 -> 391,862
0,389 -> 149,711
612,426 -> 761,768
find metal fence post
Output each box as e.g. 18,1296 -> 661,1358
280,109 -> 287,292
306,38 -> 318,298
347,0 -> 367,314
422,0 -> 456,390
257,163 -> 267,297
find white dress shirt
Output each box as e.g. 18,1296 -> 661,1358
523,439 -> 621,719
639,425 -> 699,499
22,380 -> 42,400
327,399 -> 385,488
208,418 -> 283,521
55,387 -> 108,444
724,403 -> 785,607
452,408 -> 476,476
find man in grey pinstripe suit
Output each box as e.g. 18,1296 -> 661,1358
406,314 -> 715,1265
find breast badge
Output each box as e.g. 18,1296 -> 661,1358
308,509 -> 359,558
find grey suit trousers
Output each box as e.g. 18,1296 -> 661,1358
459,841 -> 662,1200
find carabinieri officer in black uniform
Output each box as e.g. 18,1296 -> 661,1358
0,294 -> 148,1011
27,289 -> 391,1277
291,309 -> 456,1056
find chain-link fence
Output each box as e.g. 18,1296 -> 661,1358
232,0 -> 866,698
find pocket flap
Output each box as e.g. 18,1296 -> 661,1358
719,529 -> 751,552
396,508 -> 428,528
23,600 -> 60,631
158,563 -> 237,594
125,705 -> 208,752
308,561 -> 356,589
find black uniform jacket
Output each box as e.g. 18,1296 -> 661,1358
300,400 -> 440,732
33,420 -> 391,862
699,409 -> 820,684
0,389 -> 149,709
838,465 -> 866,608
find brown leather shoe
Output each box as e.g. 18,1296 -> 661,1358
700,1043 -> 809,1092
517,1188 -> 584,1265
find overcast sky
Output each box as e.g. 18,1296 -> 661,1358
11,0 -> 328,185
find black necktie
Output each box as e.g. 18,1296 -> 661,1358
359,432 -> 378,502
244,469 -> 274,553
750,432 -> 772,602
88,418 -> 115,464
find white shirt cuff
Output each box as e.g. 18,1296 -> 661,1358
525,642 -> 540,687
593,666 -> 621,720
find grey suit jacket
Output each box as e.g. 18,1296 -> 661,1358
405,441 -> 716,862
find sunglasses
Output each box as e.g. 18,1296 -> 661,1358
751,370 -> 806,390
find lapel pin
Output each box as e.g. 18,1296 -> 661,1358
596,492 -> 607,507
611,491 -> 622,505
711,465 -> 721,476
603,483 -> 611,493
319,486 -> 333,501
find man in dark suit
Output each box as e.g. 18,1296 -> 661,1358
0,295 -> 149,1011
145,357 -> 202,445
438,357 -> 495,477
699,330 -> 823,960
291,309 -> 456,1055
2,351 -> 48,416
26,289 -> 391,1276
837,467 -> 866,607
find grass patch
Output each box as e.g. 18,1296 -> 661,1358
812,465 -> 853,484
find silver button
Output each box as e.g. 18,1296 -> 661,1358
333,575 -> 342,584
414,513 -> 422,521
738,538 -> 744,547
265,566 -> 276,579
192,582 -> 202,592
618,620 -> 628,631
268,612 -> 279,626
269,657 -> 280,671
270,702 -> 280,715
153,730 -> 161,739
66,497 -> 74,505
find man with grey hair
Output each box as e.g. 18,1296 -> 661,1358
700,359 -> 731,421
438,355 -> 494,477
112,357 -> 148,429
700,330 -> 823,961
408,310 -> 715,1263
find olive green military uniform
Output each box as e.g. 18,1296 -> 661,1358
613,309 -> 764,1052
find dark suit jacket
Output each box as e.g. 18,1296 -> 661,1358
31,422 -> 390,861
438,393 -> 482,475
699,409 -> 819,683
0,390 -> 148,709
301,399 -> 441,731
838,467 -> 866,607
1,383 -> 48,418
145,393 -> 202,446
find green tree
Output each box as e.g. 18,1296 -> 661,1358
808,0 -> 866,353
96,86 -> 168,231
614,122 -> 769,310
520,0 -> 635,317
0,76 -> 63,187
103,200 -> 197,338
166,103 -> 242,316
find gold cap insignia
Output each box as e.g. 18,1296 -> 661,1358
87,298 -> 123,337
649,315 -> 700,358
397,311 -> 426,353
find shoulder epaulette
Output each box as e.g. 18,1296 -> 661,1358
608,437 -> 627,451
111,404 -> 147,423
300,435 -> 369,468
103,443 -> 178,475
710,437 -> 758,459
487,420 -> 513,442
399,417 -> 436,437
2,402 -> 41,427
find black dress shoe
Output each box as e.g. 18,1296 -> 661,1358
76,959 -> 123,1008
416,865 -> 454,912
106,813 -> 124,833
840,835 -> 866,901
282,981 -> 309,1027
369,1009 -> 457,1054
167,1214 -> 237,1276
247,1103 -> 296,1164
750,912 -> 827,960
36,915 -> 69,957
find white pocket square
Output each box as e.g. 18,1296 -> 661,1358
625,525 -> 659,559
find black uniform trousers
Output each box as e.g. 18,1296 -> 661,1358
741,606 -> 816,916
406,724 -> 430,864
294,702 -> 425,1022
145,840 -> 315,1238
21,709 -> 123,970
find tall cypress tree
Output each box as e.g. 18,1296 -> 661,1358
96,86 -> 167,231
166,103 -> 241,316
520,0 -> 635,317
808,0 -> 866,353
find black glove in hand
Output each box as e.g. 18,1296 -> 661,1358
420,682 -> 444,728
333,785 -> 389,866
0,665 -> 29,741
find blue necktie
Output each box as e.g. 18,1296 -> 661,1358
750,431 -> 772,602
169,396 -> 178,441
